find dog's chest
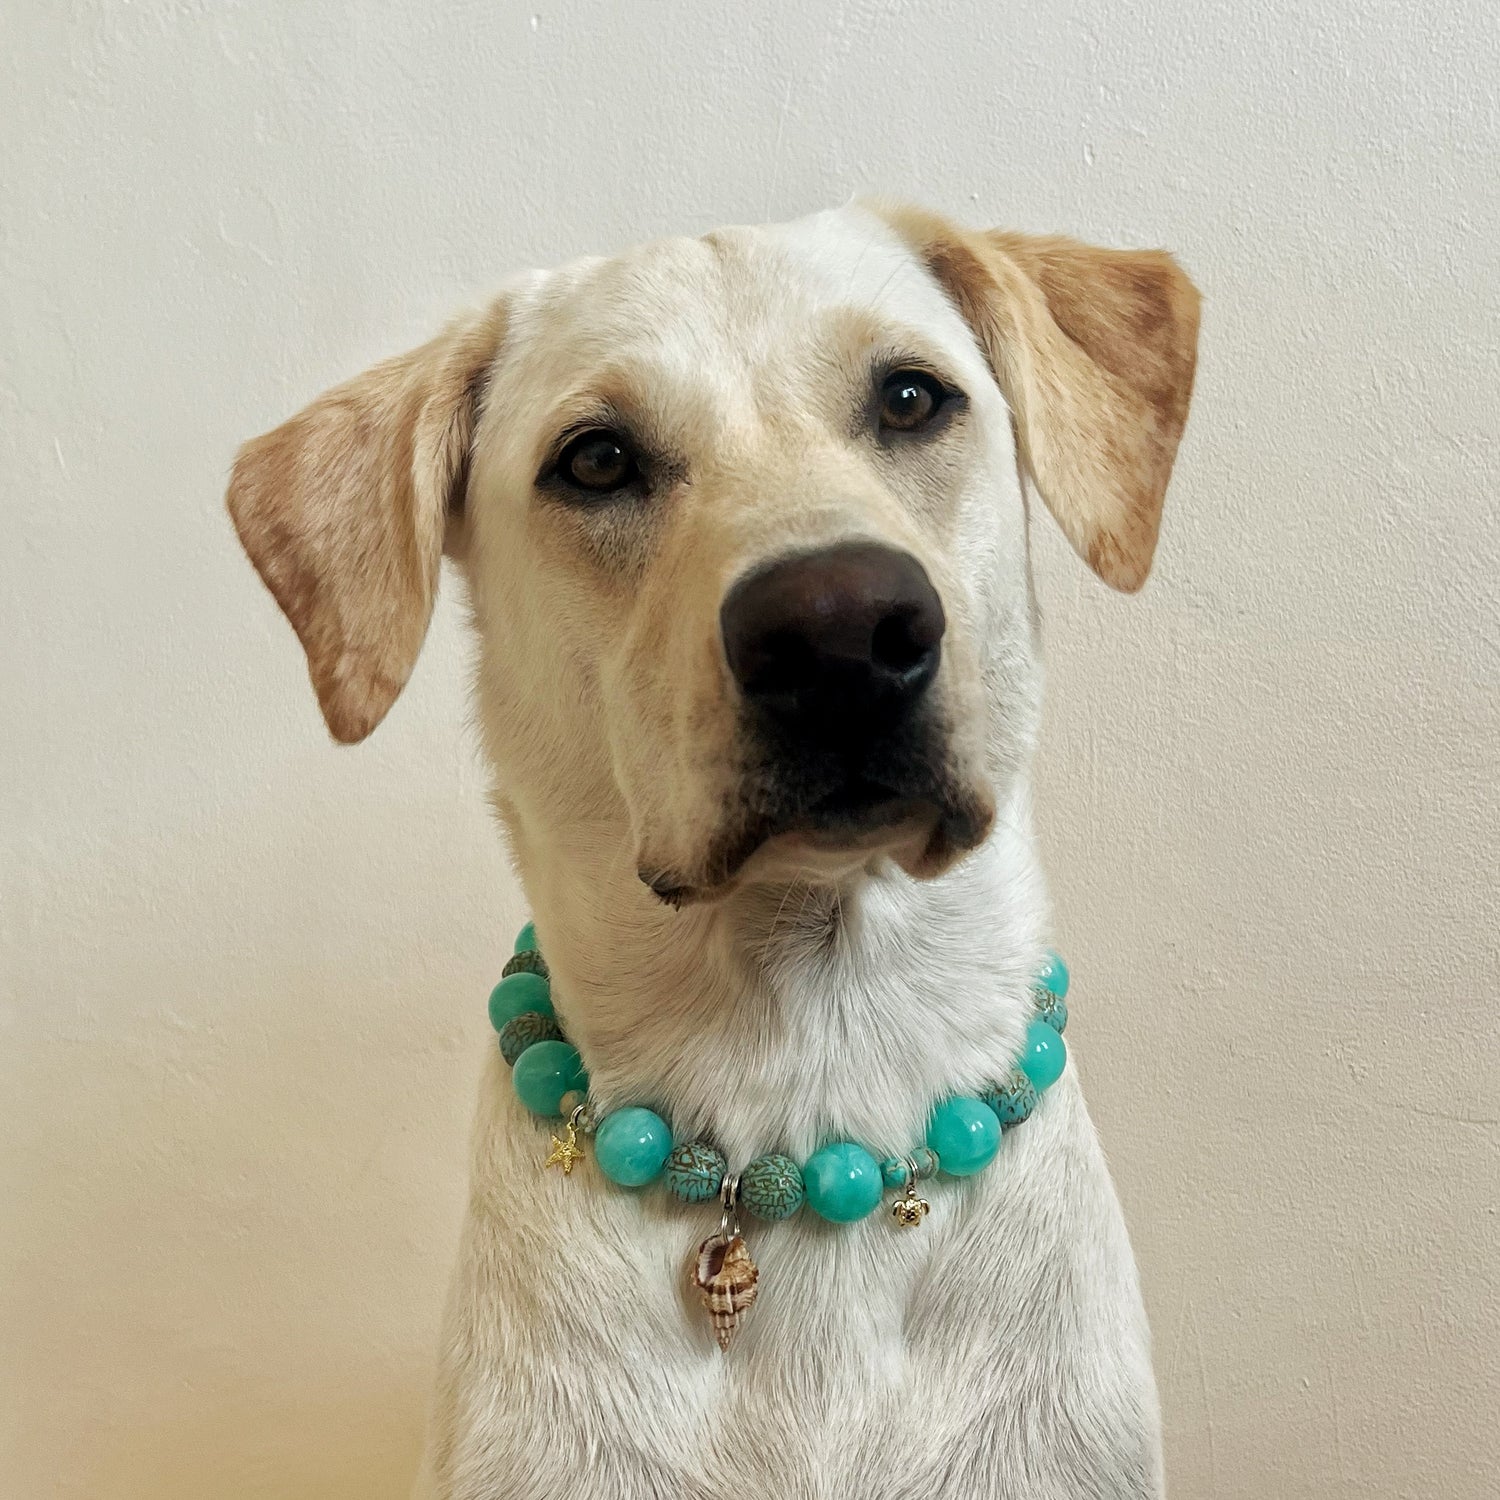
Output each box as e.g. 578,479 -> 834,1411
427,1062 -> 1163,1499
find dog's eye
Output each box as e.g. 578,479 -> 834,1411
878,369 -> 948,433
555,429 -> 638,493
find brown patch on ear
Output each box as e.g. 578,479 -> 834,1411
227,305 -> 504,742
874,204 -> 1200,591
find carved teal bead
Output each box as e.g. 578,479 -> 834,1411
1019,1017 -> 1067,1091
664,1142 -> 727,1204
487,971 -> 553,1032
511,1040 -> 586,1117
1035,991 -> 1068,1034
926,1096 -> 1002,1176
740,1154 -> 805,1221
501,948 -> 549,981
594,1107 -> 673,1187
804,1142 -> 884,1223
497,1010 -> 562,1065
514,920 -> 538,955
980,1068 -> 1039,1126
1036,950 -> 1069,998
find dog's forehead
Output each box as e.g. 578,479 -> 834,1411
503,206 -> 966,383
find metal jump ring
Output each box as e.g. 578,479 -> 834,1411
718,1172 -> 742,1237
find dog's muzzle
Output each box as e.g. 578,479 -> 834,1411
639,542 -> 993,905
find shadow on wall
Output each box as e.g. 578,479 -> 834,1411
8,747 -> 502,1500
84,1381 -> 431,1500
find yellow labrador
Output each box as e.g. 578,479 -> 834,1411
229,202 -> 1198,1499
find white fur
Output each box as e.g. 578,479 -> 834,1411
413,209 -> 1164,1498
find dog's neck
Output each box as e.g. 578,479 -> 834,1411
504,783 -> 1048,1164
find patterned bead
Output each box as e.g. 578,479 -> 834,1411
1036,950 -> 1069,998
879,1147 -> 941,1188
497,1011 -> 562,1065
740,1153 -> 805,1221
1019,1018 -> 1067,1091
926,1097 -> 1002,1177
514,920 -> 538,955
804,1142 -> 884,1222
595,1107 -> 673,1187
512,1039 -> 587,1117
980,1068 -> 1039,1126
488,971 -> 553,1032
1034,991 -> 1068,1034
664,1142 -> 727,1204
502,949 -> 550,981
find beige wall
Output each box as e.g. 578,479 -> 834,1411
3,2 -> 1497,1496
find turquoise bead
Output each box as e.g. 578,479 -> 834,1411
1019,1018 -> 1068,1091
804,1142 -> 884,1223
511,1039 -> 586,1117
664,1142 -> 726,1204
497,1010 -> 562,1065
926,1096 -> 1002,1176
1035,992 -> 1068,1034
594,1107 -> 673,1187
881,1145 -> 942,1187
487,971 -> 554,1032
740,1154 -> 805,1221
1036,950 -> 1069,998
514,920 -> 538,955
980,1068 -> 1039,1126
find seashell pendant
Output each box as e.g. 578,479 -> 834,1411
690,1232 -> 759,1351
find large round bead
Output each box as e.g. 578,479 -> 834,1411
511,1040 -> 586,1117
513,920 -> 538,955
594,1107 -> 673,1187
497,1010 -> 562,1066
804,1142 -> 884,1223
1036,949 -> 1069,998
487,971 -> 553,1032
1019,1017 -> 1068,1091
664,1142 -> 726,1204
740,1153 -> 805,1221
980,1068 -> 1039,1126
926,1096 -> 1002,1177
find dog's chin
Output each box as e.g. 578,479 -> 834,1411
640,784 -> 995,908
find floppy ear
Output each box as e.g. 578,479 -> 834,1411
227,306 -> 503,742
878,205 -> 1201,591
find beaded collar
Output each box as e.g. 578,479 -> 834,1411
488,919 -> 1071,1351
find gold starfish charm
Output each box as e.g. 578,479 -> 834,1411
544,1113 -> 585,1175
540,1110 -> 585,1176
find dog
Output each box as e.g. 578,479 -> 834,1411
227,201 -> 1199,1499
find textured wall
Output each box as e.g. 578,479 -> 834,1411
3,2 -> 1496,1497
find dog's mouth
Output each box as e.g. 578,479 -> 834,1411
640,739 -> 995,908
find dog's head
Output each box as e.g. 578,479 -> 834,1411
228,205 -> 1198,905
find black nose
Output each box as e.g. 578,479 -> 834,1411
720,542 -> 945,736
